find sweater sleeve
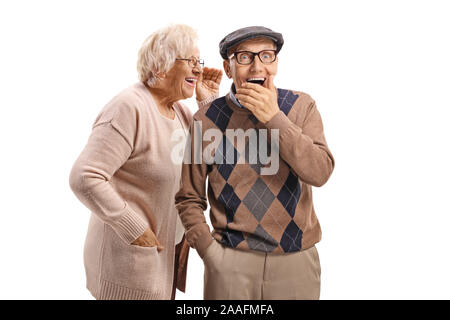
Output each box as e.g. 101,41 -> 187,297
196,93 -> 219,109
174,119 -> 213,258
69,102 -> 149,244
265,100 -> 335,187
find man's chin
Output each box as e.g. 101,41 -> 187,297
232,81 -> 242,91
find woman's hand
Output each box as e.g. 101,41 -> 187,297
195,67 -> 223,101
132,228 -> 164,252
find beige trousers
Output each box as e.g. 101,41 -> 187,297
202,240 -> 321,300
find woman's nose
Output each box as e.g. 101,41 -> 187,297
193,65 -> 202,74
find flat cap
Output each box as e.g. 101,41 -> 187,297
219,26 -> 284,59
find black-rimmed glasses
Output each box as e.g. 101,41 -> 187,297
229,50 -> 277,65
176,57 -> 204,68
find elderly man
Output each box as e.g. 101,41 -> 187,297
175,26 -> 334,300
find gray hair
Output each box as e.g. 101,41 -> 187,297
137,24 -> 198,86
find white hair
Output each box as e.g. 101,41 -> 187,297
137,24 -> 198,86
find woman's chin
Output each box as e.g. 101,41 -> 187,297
182,89 -> 195,99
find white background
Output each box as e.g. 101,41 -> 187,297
1,0 -> 449,299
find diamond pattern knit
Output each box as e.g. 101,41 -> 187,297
176,88 -> 335,254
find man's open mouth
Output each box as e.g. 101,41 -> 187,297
247,77 -> 266,86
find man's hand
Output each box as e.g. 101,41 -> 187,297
196,67 -> 223,101
132,228 -> 164,252
235,75 -> 279,124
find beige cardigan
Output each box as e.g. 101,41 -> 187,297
69,82 -> 193,299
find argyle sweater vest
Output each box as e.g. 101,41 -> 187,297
175,88 -> 335,254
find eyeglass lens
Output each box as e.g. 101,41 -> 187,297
236,51 -> 276,64
189,58 -> 204,68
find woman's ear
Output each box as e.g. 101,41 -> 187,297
155,72 -> 167,79
223,60 -> 232,79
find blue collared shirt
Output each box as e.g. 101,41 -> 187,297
229,84 -> 246,109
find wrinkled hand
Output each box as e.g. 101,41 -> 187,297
235,75 -> 279,124
196,67 -> 223,101
132,228 -> 164,252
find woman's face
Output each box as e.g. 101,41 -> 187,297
162,46 -> 202,100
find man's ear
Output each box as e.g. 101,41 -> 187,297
223,60 -> 232,79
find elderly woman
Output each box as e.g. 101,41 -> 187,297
69,24 -> 222,300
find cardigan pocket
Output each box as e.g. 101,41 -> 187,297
100,224 -> 162,292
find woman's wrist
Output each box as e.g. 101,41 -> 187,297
196,93 -> 219,108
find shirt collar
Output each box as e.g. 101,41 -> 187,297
229,83 -> 246,109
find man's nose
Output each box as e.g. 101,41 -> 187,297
249,56 -> 264,72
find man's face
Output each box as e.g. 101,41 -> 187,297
223,37 -> 278,90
